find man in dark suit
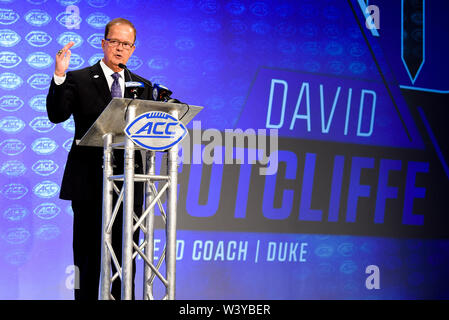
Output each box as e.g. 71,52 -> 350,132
46,18 -> 152,300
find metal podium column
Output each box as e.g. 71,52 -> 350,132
99,133 -> 113,300
143,151 -> 155,300
166,110 -> 179,300
121,105 -> 137,300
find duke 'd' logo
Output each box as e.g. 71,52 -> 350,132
125,111 -> 187,151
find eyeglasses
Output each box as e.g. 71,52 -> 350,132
105,38 -> 134,50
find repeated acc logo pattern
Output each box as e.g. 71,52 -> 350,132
0,0 -> 193,255
0,2 -> 44,245
3,0 -> 229,251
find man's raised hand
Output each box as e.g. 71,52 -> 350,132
55,41 -> 75,77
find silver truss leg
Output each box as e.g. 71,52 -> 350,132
121,105 -> 137,300
99,133 -> 114,300
166,123 -> 179,300
143,150 -> 155,300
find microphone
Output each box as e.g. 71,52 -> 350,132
125,81 -> 144,98
152,83 -> 173,102
152,82 -> 189,121
118,63 -> 153,97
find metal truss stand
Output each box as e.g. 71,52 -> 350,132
99,106 -> 178,300
77,98 -> 202,300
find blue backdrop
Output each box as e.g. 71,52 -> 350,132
0,0 -> 448,299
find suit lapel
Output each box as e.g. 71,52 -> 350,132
124,70 -> 132,98
90,61 -> 112,108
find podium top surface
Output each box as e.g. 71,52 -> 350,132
78,98 -> 203,148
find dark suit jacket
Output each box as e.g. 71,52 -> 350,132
46,61 -> 152,202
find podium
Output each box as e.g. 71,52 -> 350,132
77,98 -> 202,300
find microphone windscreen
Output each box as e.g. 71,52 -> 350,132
125,81 -> 144,88
152,83 -> 173,101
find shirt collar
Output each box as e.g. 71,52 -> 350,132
100,59 -> 125,80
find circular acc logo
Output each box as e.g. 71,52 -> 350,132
33,180 -> 60,198
34,202 -> 61,220
0,95 -> 24,112
0,138 -> 26,155
25,9 -> 51,27
25,30 -> 52,47
27,73 -> 51,90
0,51 -> 21,68
0,9 -> 20,25
0,29 -> 20,47
0,72 -> 22,90
0,183 -> 28,200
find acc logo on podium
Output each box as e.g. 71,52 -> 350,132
125,111 -> 187,151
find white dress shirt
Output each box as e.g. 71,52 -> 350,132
53,59 -> 125,98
